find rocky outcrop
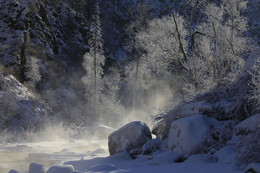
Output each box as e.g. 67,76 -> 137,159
108,121 -> 152,155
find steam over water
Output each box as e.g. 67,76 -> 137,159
0,123 -> 110,173
0,83 -> 172,173
0,138 -> 108,172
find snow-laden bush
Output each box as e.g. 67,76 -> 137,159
248,57 -> 260,110
0,92 -> 18,130
25,56 -> 41,88
235,114 -> 260,135
236,130 -> 260,166
208,121 -> 234,153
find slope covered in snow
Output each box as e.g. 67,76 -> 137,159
0,72 -> 47,134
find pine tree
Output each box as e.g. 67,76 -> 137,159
82,1 -> 105,119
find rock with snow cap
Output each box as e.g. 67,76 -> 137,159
108,121 -> 152,155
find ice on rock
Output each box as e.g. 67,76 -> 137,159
108,121 -> 152,155
168,115 -> 221,155
235,113 -> 260,135
47,165 -> 74,173
29,163 -> 46,173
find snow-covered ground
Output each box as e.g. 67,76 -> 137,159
65,151 -> 243,173
2,137 -> 245,173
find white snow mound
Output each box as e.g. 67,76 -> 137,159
235,113 -> 260,135
29,163 -> 45,173
47,165 -> 74,173
168,115 -> 221,155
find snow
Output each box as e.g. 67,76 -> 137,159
214,146 -> 237,164
245,163 -> 260,173
8,170 -> 20,173
108,121 -> 151,155
2,134 -> 244,173
242,48 -> 260,74
47,165 -> 74,173
64,151 -> 242,173
179,102 -> 213,118
0,139 -> 108,173
5,75 -> 34,99
235,113 -> 260,135
150,151 -> 184,164
85,163 -> 118,172
29,163 -> 45,173
168,115 -> 221,155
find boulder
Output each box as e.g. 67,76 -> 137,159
29,163 -> 46,173
47,165 -> 74,173
235,114 -> 260,135
168,115 -> 221,155
152,118 -> 171,140
152,101 -> 214,140
108,121 -> 152,155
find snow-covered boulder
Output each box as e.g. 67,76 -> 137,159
47,165 -> 74,173
8,170 -> 20,173
108,121 -> 152,155
152,101 -> 215,140
168,115 -> 221,155
29,163 -> 46,173
235,114 -> 260,135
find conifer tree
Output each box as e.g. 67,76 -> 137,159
82,1 -> 105,119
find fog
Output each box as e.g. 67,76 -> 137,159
0,122 -> 109,172
0,66 -> 180,173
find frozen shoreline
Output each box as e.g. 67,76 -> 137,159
2,140 -> 244,173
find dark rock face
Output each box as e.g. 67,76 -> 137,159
108,121 -> 152,155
